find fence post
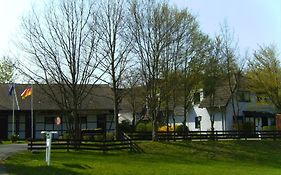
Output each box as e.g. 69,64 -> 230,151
30,139 -> 33,151
103,140 -> 106,154
216,131 -> 218,141
130,139 -> 133,152
67,139 -> 69,152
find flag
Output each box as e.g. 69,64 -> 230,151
21,87 -> 32,99
8,84 -> 14,96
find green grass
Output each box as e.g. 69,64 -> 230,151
4,140 -> 281,175
0,140 -> 26,144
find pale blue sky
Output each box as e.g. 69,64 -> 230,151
0,0 -> 280,56
171,0 -> 281,53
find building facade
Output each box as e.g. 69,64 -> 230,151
0,84 -> 115,140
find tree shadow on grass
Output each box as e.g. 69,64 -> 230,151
5,164 -> 80,175
159,140 -> 281,169
62,163 -> 92,169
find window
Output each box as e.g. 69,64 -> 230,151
45,117 -> 55,124
195,116 -> 201,129
237,91 -> 251,102
80,116 -> 87,125
257,94 -> 271,104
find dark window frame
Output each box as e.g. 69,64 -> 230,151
195,116 -> 201,129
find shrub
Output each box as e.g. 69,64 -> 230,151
62,132 -> 72,140
234,122 -> 255,132
241,122 -> 255,132
106,132 -> 114,140
10,134 -> 19,143
136,121 -> 152,132
158,125 -> 174,132
175,124 -> 189,134
118,119 -> 134,132
262,125 -> 276,131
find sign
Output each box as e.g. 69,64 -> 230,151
55,117 -> 61,125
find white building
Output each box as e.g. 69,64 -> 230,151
119,82 -> 276,132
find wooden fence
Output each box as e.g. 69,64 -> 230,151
127,130 -> 281,141
28,132 -> 144,153
28,139 -> 132,152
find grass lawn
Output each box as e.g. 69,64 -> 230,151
0,140 -> 26,144
4,140 -> 281,175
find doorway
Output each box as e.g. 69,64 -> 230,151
97,114 -> 106,132
0,116 -> 8,140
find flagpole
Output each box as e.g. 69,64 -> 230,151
14,85 -> 20,110
31,84 -> 34,139
12,88 -> 15,136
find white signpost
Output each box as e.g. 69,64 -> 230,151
41,131 -> 58,166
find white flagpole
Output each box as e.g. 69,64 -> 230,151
14,85 -> 20,110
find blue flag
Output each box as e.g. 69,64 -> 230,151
8,84 -> 14,96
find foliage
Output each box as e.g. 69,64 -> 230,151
262,126 -> 276,131
10,134 -> 19,143
6,141 -> 281,175
0,57 -> 13,83
233,122 -> 255,132
135,121 -> 152,132
247,45 -> 281,112
158,125 -> 176,132
62,132 -> 72,140
175,124 -> 189,134
118,120 -> 134,133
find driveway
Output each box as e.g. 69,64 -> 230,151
0,144 -> 27,175
0,144 -> 27,160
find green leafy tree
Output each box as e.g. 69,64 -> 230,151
0,57 -> 13,83
247,45 -> 281,111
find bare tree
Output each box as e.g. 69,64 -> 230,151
18,0 -> 102,142
219,22 -> 243,130
203,36 -> 225,133
128,0 -> 191,140
121,69 -> 146,127
96,0 -> 131,138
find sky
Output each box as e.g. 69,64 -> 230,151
0,0 -> 280,57
172,0 -> 281,53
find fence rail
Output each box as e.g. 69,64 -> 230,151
127,130 -> 281,141
28,138 -> 132,152
28,132 -> 143,152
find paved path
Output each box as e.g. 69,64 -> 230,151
0,144 -> 27,175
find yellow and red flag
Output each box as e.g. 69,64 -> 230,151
21,87 -> 32,99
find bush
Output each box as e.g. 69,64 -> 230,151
119,119 -> 134,132
234,122 -> 255,132
175,124 -> 189,134
136,121 -> 152,132
106,132 -> 114,140
62,132 -> 72,140
158,125 -> 175,132
241,122 -> 255,132
10,134 -> 19,143
262,125 -> 276,131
